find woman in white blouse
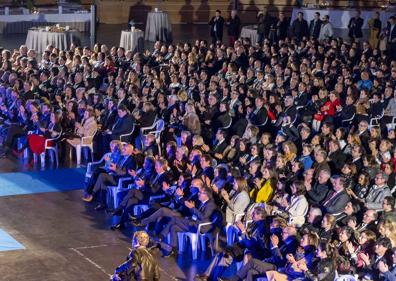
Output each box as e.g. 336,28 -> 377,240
282,180 -> 309,227
221,176 -> 251,224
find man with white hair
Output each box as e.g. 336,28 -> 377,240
112,230 -> 160,281
365,171 -> 392,211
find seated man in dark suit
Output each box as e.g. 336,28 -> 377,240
101,104 -> 135,153
218,225 -> 299,281
110,158 -> 170,230
111,104 -> 135,140
248,97 -> 268,130
157,186 -> 218,257
212,129 -> 228,159
131,178 -> 203,232
84,143 -> 136,209
321,175 -> 350,217
196,206 -> 270,281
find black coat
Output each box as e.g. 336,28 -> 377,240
291,18 -> 309,40
309,19 -> 322,39
209,16 -> 224,39
348,17 -> 364,38
249,107 -> 267,127
111,114 -> 135,140
227,15 -> 241,37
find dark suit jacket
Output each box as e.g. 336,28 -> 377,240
113,155 -> 136,180
209,16 -> 224,38
348,17 -> 364,38
189,199 -> 218,233
328,149 -> 347,173
387,22 -> 396,42
101,109 -> 117,131
291,18 -> 309,40
307,182 -> 331,206
147,172 -> 169,196
309,19 -> 322,39
249,107 -> 267,127
265,237 -> 298,268
212,140 -> 228,155
322,190 -> 350,215
111,114 -> 134,140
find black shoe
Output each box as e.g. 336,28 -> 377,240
154,234 -> 165,243
94,204 -> 106,211
163,248 -> 177,258
110,223 -> 125,231
111,208 -> 123,216
194,274 -> 209,281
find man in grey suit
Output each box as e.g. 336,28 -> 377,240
322,175 -> 350,216
365,171 -> 392,211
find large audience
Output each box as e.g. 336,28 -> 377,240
1,9 -> 396,281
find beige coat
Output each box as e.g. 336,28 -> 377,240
67,116 -> 98,146
183,113 -> 201,135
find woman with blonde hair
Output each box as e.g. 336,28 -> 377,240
382,219 -> 396,247
216,135 -> 239,163
282,141 -> 297,163
183,102 -> 201,135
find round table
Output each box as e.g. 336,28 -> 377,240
119,29 -> 144,53
144,11 -> 172,43
240,25 -> 258,45
25,28 -> 81,54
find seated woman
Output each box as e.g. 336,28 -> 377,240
27,109 -> 62,164
66,108 -> 97,166
250,167 -> 277,204
221,177 -> 250,225
215,135 -> 240,164
274,180 -> 309,228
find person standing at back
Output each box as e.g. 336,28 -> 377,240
348,11 -> 364,41
291,12 -> 309,42
226,10 -> 241,46
209,10 -> 225,44
309,12 -> 322,40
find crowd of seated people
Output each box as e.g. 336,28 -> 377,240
2,12 -> 396,281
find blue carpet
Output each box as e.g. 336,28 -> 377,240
0,229 -> 25,251
0,168 -> 85,197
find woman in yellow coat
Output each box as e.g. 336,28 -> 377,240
250,166 -> 277,203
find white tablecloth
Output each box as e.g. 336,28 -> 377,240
240,25 -> 258,44
0,13 -> 90,33
291,8 -> 394,29
145,11 -> 172,42
25,29 -> 81,54
119,30 -> 144,53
